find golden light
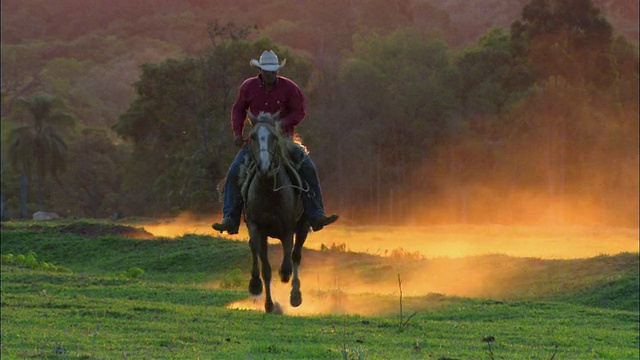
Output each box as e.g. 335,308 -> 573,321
133,211 -> 638,316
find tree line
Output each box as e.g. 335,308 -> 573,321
1,0 -> 638,226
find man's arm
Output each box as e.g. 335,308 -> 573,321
231,81 -> 249,138
279,81 -> 306,132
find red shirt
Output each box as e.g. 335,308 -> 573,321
231,74 -> 307,138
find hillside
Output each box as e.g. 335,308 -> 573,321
2,0 -> 635,126
433,0 -> 638,45
2,0 -> 637,46
1,0 -> 637,225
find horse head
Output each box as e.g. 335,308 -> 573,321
247,111 -> 284,173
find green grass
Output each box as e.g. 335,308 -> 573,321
1,220 -> 639,359
0,221 -> 251,283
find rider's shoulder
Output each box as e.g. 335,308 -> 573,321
276,76 -> 303,93
277,75 -> 298,86
241,76 -> 261,88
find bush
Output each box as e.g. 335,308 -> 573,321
126,267 -> 145,278
1,251 -> 72,273
320,242 -> 349,253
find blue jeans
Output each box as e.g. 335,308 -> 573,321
221,146 -> 249,228
220,145 -> 326,226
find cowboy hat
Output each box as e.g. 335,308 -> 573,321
250,50 -> 287,71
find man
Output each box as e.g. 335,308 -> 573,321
212,50 -> 338,234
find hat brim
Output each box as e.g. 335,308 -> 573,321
250,59 -> 286,71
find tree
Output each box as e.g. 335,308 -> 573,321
511,0 -> 614,86
7,93 -> 75,213
112,34 -> 312,215
329,28 -> 461,222
456,27 -> 534,117
48,127 -> 127,218
1,44 -> 45,117
358,0 -> 413,34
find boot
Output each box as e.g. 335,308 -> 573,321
308,212 -> 339,232
299,156 -> 338,231
212,217 -> 239,234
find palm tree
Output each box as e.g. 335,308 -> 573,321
7,93 -> 74,213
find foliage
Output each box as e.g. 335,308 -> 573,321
125,266 -> 145,279
0,44 -> 45,116
511,0 -> 616,86
1,251 -> 72,273
5,93 -> 75,212
320,242 -> 349,253
46,127 -> 128,218
389,247 -> 423,261
317,28 -> 461,219
0,0 -> 637,226
456,27 -> 534,116
111,35 -> 312,215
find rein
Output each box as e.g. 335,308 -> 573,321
255,150 -> 308,193
248,122 -> 308,193
272,163 -> 308,193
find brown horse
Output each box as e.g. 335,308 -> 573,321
242,111 -> 309,313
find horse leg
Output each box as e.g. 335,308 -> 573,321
290,224 -> 309,307
257,236 -> 274,313
290,262 -> 302,307
279,234 -> 293,283
248,238 -> 262,296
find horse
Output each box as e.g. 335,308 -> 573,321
241,111 -> 310,313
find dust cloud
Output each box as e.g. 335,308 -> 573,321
137,211 -> 638,316
141,211 -> 638,259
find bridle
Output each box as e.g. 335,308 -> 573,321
248,120 -> 308,193
249,121 -> 281,173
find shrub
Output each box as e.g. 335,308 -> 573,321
320,243 -> 349,253
126,267 -> 145,278
1,252 -> 72,273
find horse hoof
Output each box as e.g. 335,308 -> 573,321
249,277 -> 263,296
272,302 -> 283,315
279,268 -> 292,283
290,291 -> 302,307
265,301 -> 277,314
280,273 -> 291,283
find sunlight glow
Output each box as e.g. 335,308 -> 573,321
136,212 -> 638,316
139,213 -> 638,259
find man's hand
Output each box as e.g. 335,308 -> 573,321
234,135 -> 245,147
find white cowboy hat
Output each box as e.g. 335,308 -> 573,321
250,50 -> 287,71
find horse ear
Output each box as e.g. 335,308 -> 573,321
273,111 -> 281,122
248,112 -> 257,125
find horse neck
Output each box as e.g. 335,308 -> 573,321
252,162 -> 293,194
254,160 -> 284,183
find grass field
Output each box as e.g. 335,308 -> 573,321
1,220 -> 638,359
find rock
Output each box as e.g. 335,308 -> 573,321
33,211 -> 60,221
